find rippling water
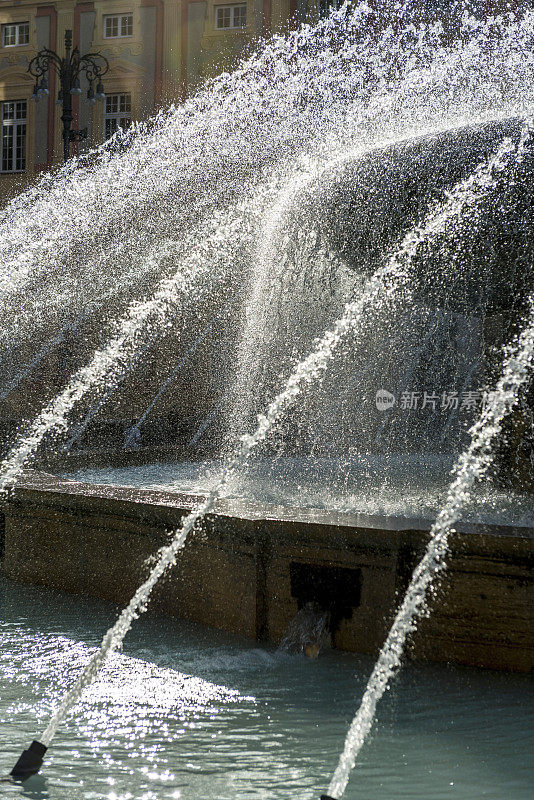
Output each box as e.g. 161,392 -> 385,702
61,456 -> 534,527
0,577 -> 532,799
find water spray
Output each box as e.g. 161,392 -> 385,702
0,2 -> 533,793
5,120 -> 527,785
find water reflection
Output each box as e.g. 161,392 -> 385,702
1,577 -> 533,799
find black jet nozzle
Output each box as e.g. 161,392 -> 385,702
10,740 -> 47,781
320,796 -> 338,799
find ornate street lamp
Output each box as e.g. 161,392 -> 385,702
28,29 -> 109,162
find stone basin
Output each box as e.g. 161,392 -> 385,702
1,469 -> 532,673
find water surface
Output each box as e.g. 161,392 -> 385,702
61,456 -> 534,527
1,577 -> 532,800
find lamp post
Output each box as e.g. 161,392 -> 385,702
28,29 -> 109,162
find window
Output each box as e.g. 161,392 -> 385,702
2,22 -> 29,48
104,13 -> 133,38
1,101 -> 27,173
104,94 -> 132,139
215,4 -> 247,29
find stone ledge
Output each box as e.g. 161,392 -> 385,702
1,470 -> 532,672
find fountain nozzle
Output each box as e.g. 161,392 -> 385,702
9,740 -> 47,781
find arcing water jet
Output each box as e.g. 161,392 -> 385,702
2,4 -> 534,796
10,123 -> 529,777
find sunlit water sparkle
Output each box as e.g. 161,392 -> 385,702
1,578 -> 533,800
1,2 -> 534,796
60,455 -> 534,528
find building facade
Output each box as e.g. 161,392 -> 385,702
0,1 -> 513,202
0,0 -> 310,201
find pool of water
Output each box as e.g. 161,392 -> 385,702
60,455 -> 534,526
1,577 -> 533,800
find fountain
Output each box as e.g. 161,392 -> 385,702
0,2 -> 533,798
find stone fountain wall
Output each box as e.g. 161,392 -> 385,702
1,470 -> 532,672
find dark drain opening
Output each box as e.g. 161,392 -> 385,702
290,562 -> 361,636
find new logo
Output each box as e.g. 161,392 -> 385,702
375,389 -> 395,411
